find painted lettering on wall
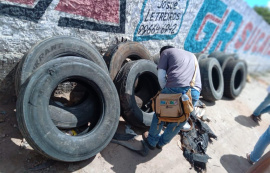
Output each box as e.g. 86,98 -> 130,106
0,0 -> 126,33
234,22 -> 270,56
184,0 -> 243,54
133,0 -> 189,41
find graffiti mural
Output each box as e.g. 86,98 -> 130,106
0,0 -> 53,22
184,0 -> 242,54
133,0 -> 189,41
0,0 -> 126,33
234,22 -> 270,56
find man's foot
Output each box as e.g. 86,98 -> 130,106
142,132 -> 155,150
156,144 -> 163,149
246,153 -> 254,164
251,114 -> 261,124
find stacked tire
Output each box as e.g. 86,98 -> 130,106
195,52 -> 247,102
198,57 -> 224,102
15,36 -> 160,162
15,36 -> 121,162
103,42 -> 159,128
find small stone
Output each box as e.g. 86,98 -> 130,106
20,139 -> 30,149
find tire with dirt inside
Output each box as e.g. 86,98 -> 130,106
199,58 -> 224,102
16,56 -> 120,162
114,60 -> 160,128
103,41 -> 153,80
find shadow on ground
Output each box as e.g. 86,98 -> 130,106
220,154 -> 251,173
235,115 -> 259,128
101,120 -> 162,173
0,100 -> 96,173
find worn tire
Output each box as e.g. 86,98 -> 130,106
195,53 -> 208,62
15,36 -> 108,95
114,60 -> 160,128
103,41 -> 153,80
223,60 -> 247,99
16,57 -> 120,162
199,58 -> 224,102
209,51 -> 225,58
209,52 -> 234,71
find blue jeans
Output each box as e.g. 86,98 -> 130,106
253,93 -> 270,116
147,87 -> 200,148
250,125 -> 270,162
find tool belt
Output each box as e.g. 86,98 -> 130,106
151,88 -> 193,126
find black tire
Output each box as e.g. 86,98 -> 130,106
199,58 -> 224,102
103,41 -> 153,80
231,53 -> 239,59
209,51 -> 225,58
16,56 -> 120,162
223,60 -> 247,99
209,52 -> 234,71
114,60 -> 160,128
15,36 -> 108,95
195,53 -> 208,62
49,90 -> 99,129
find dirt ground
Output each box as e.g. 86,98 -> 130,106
0,72 -> 270,173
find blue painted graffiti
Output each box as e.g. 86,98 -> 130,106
209,10 -> 243,53
133,0 -> 189,42
184,0 -> 243,54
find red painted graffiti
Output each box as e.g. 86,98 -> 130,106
196,10 -> 229,53
259,36 -> 270,53
234,22 -> 253,49
243,28 -> 259,51
252,32 -> 265,53
55,0 -> 120,24
2,0 -> 35,5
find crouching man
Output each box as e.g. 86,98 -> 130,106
143,46 -> 201,150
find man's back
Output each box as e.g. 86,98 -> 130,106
158,48 -> 201,90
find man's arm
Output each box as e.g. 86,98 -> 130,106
158,69 -> 167,89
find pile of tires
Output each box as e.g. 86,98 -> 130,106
15,36 -> 160,162
199,51 -> 247,101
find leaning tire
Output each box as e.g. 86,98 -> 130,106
195,53 -> 208,62
114,60 -> 160,128
103,41 -> 153,80
15,36 -> 108,95
199,58 -> 224,102
223,60 -> 247,99
16,56 -> 120,162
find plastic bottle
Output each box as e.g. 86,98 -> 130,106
182,92 -> 189,101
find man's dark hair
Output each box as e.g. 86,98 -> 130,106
160,46 -> 174,55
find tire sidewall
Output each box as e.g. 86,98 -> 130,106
18,57 -> 119,162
